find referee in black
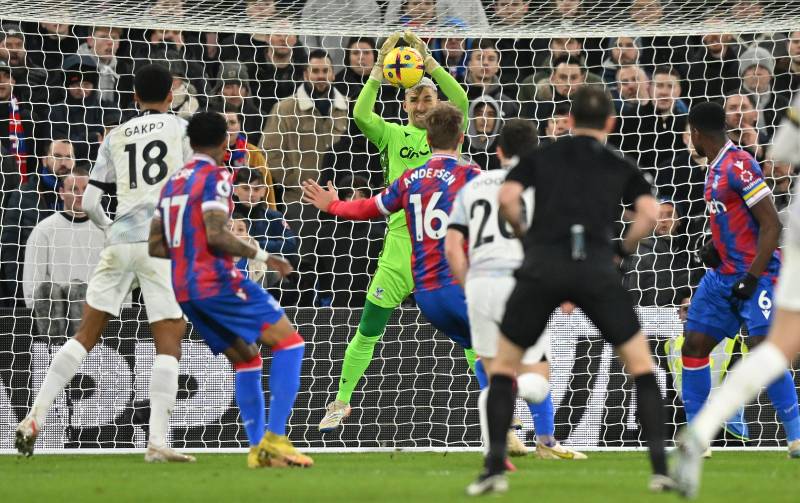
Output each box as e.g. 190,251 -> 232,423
467,86 -> 670,495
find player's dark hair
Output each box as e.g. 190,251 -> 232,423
426,102 -> 464,150
497,119 -> 538,158
134,64 -> 173,103
571,86 -> 614,129
346,36 -> 376,51
234,167 -> 265,185
187,111 -> 228,149
688,101 -> 727,137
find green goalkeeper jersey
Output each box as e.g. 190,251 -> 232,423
353,66 -> 469,234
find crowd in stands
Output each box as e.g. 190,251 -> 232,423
0,0 -> 798,319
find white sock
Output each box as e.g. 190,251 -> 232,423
31,338 -> 88,425
148,354 -> 179,448
478,388 -> 489,456
693,342 -> 789,446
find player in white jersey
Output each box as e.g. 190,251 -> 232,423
15,64 -> 194,462
445,119 -> 585,464
672,97 -> 800,498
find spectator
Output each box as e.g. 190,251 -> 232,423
320,132 -> 384,190
655,125 -> 707,245
738,46 -> 789,142
621,198 -> 698,307
222,110 -> 277,210
47,55 -> 107,161
430,31 -> 473,82
22,166 -> 103,338
492,0 -> 537,83
0,139 -> 74,306
319,175 -> 385,307
518,55 -> 588,123
131,28 -> 207,98
775,30 -> 800,102
0,59 -> 38,184
614,63 -> 650,111
76,26 -> 134,112
386,0 -> 489,29
249,31 -> 307,116
24,22 -> 79,75
301,0 -> 381,73
628,0 -> 686,71
465,96 -> 502,171
462,40 -> 519,118
763,159 -> 795,216
0,24 -> 48,118
218,0 -> 279,64
232,168 -> 299,263
543,102 -> 570,141
686,21 -> 740,101
209,62 -> 262,144
261,49 -> 348,219
600,36 -> 640,85
149,55 -> 200,120
334,37 -> 402,122
539,0 -> 589,27
724,92 -> 767,160
534,36 -> 585,68
230,211 -> 270,284
649,66 -> 688,160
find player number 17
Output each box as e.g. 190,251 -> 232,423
159,195 -> 189,248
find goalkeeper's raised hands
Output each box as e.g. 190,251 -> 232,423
370,32 -> 403,81
404,29 -> 439,73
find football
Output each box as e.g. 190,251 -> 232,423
383,46 -> 425,88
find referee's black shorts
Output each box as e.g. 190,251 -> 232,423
500,252 -> 641,349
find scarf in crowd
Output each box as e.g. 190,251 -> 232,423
225,132 -> 248,170
8,96 -> 28,182
304,81 -> 334,117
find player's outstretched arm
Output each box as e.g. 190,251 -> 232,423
498,180 -> 527,239
302,179 -> 384,220
148,216 -> 169,259
353,32 -> 402,143
203,210 -> 293,278
404,30 -> 469,127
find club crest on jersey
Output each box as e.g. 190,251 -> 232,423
373,287 -> 385,300
735,161 -> 753,183
236,288 -> 248,300
712,174 -> 719,189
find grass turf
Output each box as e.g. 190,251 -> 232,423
2,451 -> 797,502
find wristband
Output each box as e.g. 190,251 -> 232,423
254,248 -> 269,264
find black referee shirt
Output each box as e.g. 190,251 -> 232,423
506,135 -> 653,256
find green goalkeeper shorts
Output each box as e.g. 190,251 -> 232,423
366,230 -> 414,309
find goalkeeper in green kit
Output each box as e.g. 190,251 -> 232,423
319,31 -> 479,431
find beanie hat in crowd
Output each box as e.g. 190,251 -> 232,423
738,46 -> 775,77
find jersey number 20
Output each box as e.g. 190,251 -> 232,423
125,140 -> 169,189
470,197 -> 528,249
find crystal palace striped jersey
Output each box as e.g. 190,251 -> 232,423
377,154 -> 482,291
705,140 -> 780,276
157,154 -> 244,301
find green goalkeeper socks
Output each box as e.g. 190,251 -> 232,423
463,348 -> 477,374
336,300 -> 394,403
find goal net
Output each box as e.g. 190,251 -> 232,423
1,0 -> 799,452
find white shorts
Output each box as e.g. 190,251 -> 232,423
465,275 -> 550,364
85,242 -> 182,323
775,243 -> 800,311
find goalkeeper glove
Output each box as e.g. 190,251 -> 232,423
697,239 -> 722,269
732,273 -> 759,300
403,30 -> 440,73
371,32 -> 403,81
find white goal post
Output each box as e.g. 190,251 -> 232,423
1,0 -> 799,453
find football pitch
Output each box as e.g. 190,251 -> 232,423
2,451 -> 798,502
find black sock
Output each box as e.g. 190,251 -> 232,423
634,373 -> 667,476
484,374 -> 516,474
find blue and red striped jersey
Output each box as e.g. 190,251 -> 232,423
705,141 -> 780,276
377,154 -> 481,291
158,154 -> 244,301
